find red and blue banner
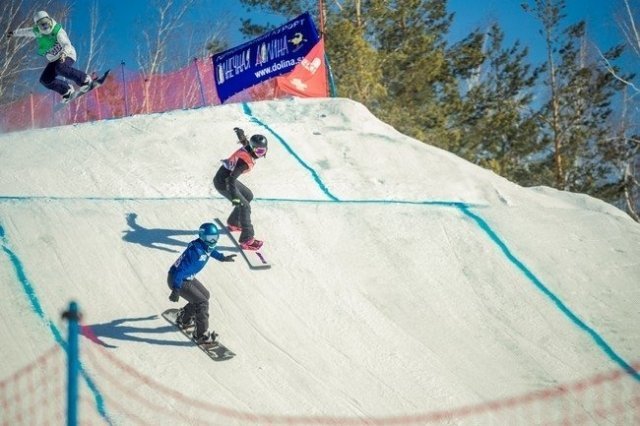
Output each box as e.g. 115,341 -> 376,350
275,38 -> 328,98
212,12 -> 320,103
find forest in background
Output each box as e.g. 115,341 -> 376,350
1,0 -> 638,220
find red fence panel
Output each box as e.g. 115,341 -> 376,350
0,57 -> 304,134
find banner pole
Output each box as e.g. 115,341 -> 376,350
318,0 -> 325,35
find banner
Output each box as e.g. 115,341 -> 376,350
212,12 -> 320,103
275,38 -> 327,98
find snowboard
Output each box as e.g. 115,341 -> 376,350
161,308 -> 235,361
214,218 -> 271,270
56,69 -> 110,109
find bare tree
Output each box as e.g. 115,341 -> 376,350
80,1 -> 107,75
71,2 -> 109,121
1,1 -> 26,101
523,0 -> 566,186
135,0 -> 196,113
618,0 -> 640,220
1,0 -> 72,103
596,0 -> 640,221
0,0 -> 44,102
597,0 -> 639,94
617,0 -> 640,88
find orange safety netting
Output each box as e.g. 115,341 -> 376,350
0,58 -> 285,133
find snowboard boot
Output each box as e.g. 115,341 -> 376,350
227,223 -> 242,232
193,330 -> 218,345
240,238 -> 263,251
79,75 -> 94,93
175,308 -> 194,329
61,85 -> 75,103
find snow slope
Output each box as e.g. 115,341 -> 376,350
0,98 -> 638,425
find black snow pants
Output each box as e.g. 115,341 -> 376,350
39,57 -> 89,95
213,168 -> 255,243
166,276 -> 210,337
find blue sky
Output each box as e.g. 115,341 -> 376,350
63,0 -> 631,71
67,1 -> 282,69
447,0 -> 626,66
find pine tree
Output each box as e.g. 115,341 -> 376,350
324,15 -> 386,105
524,0 -> 627,197
455,24 -> 542,183
352,0 -> 485,148
238,0 -> 637,218
238,0 -> 486,149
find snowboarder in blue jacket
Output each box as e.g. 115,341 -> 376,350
167,223 -> 235,344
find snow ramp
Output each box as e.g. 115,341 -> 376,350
1,98 -> 638,425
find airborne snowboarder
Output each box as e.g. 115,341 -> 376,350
6,10 -> 95,102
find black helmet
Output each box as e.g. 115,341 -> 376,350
248,134 -> 268,158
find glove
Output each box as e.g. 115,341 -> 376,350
221,254 -> 237,262
59,52 -> 67,63
231,198 -> 242,206
6,31 -> 13,39
233,127 -> 247,143
169,289 -> 180,302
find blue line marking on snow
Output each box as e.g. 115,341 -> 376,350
241,103 -> 340,201
3,103 -> 637,384
457,205 -> 640,382
241,101 -> 639,381
0,194 -> 482,208
1,193 -> 637,382
0,223 -> 114,424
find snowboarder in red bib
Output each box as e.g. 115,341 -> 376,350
213,127 -> 268,250
6,11 -> 94,102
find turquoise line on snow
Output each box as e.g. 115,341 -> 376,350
1,194 -> 637,381
0,194 -> 485,208
240,102 -> 639,381
458,205 -> 640,382
0,223 -> 113,424
241,102 -> 340,201
5,103 -> 637,381
0,195 -> 456,205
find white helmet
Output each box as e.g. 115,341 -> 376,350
33,11 -> 54,35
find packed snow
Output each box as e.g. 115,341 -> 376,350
0,98 -> 638,425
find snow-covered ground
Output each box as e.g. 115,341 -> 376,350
0,98 -> 638,425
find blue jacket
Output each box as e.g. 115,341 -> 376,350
168,239 -> 225,289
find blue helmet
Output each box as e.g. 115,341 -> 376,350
198,223 -> 219,248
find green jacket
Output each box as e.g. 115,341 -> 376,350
33,23 -> 62,56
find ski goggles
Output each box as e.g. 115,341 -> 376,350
253,146 -> 268,158
37,18 -> 53,32
201,233 -> 219,246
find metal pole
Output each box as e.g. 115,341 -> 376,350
121,60 -> 129,116
62,301 -> 81,426
318,0 -> 325,36
51,92 -> 56,126
94,87 -> 102,121
325,53 -> 338,97
193,58 -> 207,107
29,92 -> 35,129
